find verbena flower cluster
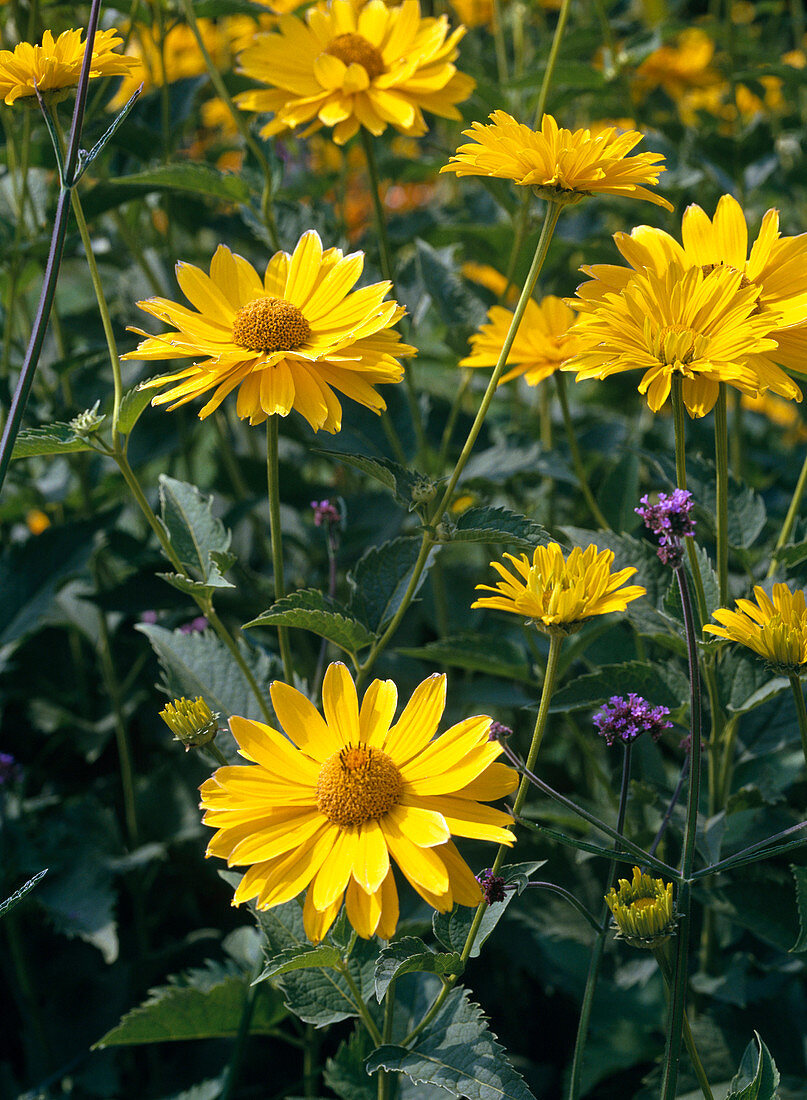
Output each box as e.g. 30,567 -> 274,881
593,694 -> 672,745
636,489 -> 696,564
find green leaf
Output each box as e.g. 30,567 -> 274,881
397,634 -> 531,682
244,590 -> 376,655
255,943 -> 342,982
365,987 -> 537,1099
0,869 -> 48,920
690,542 -> 720,620
727,1033 -> 780,1100
325,1028 -> 376,1100
452,507 -> 551,550
598,451 -> 641,533
116,386 -> 154,435
433,863 -> 543,960
158,476 -> 233,585
158,570 -> 234,596
790,866 -> 807,953
348,538 -> 437,633
719,649 -> 789,714
549,660 -> 689,714
95,961 -> 285,1047
776,541 -> 807,569
315,448 -> 426,508
374,937 -> 463,1002
11,422 -> 94,458
414,238 -> 487,332
86,163 -> 250,214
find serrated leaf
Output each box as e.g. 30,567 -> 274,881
720,648 -> 790,713
433,863 -> 544,960
397,634 -> 531,681
325,1028 -> 376,1100
790,866 -> 807,953
414,239 -> 487,332
452,507 -> 551,550
365,987 -> 537,1099
95,163 -> 250,204
727,1032 -> 780,1100
315,448 -> 425,508
549,660 -> 688,713
116,386 -> 154,435
11,423 -> 94,458
244,590 -> 375,654
158,570 -> 234,596
374,937 -> 463,1002
0,869 -> 48,920
255,943 -> 342,982
776,541 -> 807,569
690,542 -> 720,620
348,537 -> 437,633
158,476 -> 233,585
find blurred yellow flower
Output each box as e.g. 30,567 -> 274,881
0,27 -> 139,105
704,583 -> 807,672
472,542 -> 645,633
741,392 -> 807,443
236,0 -> 475,146
605,867 -> 675,949
441,112 -> 672,209
26,509 -> 51,535
200,664 -> 517,942
461,295 -> 581,385
449,0 -> 492,27
633,28 -> 719,109
125,231 -> 414,432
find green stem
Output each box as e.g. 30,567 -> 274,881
437,368 -> 472,467
377,984 -> 396,1099
671,377 -> 708,629
219,974 -> 261,1100
266,416 -> 295,682
206,741 -> 230,768
714,384 -> 729,607
768,448 -> 807,577
303,1023 -> 319,1098
655,947 -> 715,1100
788,673 -> 807,768
534,0 -> 573,123
554,372 -> 609,529
339,960 -> 383,1044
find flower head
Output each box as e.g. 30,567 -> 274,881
235,0 -> 475,146
160,697 -> 220,750
704,583 -> 807,673
441,112 -> 672,209
636,489 -> 696,565
200,663 -> 518,942
311,499 -> 342,527
605,866 -> 675,949
477,869 -> 508,904
461,295 -> 582,386
472,542 -> 645,634
593,695 -> 672,746
125,231 -> 414,432
566,262 -> 783,417
0,28 -> 140,106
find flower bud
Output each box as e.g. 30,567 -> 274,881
160,696 -> 219,750
70,401 -> 105,436
605,866 -> 675,949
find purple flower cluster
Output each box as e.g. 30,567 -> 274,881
311,499 -> 341,528
635,489 -> 696,565
477,869 -> 508,905
593,694 -> 672,746
487,720 -> 513,743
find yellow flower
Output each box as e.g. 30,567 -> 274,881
461,262 -> 517,304
741,392 -> 807,443
26,509 -> 51,535
704,583 -> 807,673
605,866 -> 675,949
160,697 -> 220,750
441,111 -> 673,209
0,27 -> 140,106
472,542 -> 645,634
633,28 -> 720,112
235,0 -> 475,146
200,663 -> 518,942
567,262 -> 785,417
575,194 -> 807,403
124,231 -> 415,432
449,0 -> 493,28
461,295 -> 581,386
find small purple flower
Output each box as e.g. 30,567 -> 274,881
593,694 -> 672,746
0,753 -> 21,786
180,616 -> 209,634
487,721 -> 513,742
477,869 -> 508,905
141,610 -> 158,624
311,499 -> 341,528
636,490 -> 696,565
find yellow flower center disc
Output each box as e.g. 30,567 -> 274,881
629,896 -> 657,912
231,296 -> 311,352
316,743 -> 404,827
325,33 -> 385,80
651,323 -> 707,368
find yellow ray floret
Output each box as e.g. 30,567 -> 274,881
441,111 -> 673,209
199,663 -> 518,942
461,294 -> 581,386
704,583 -> 807,672
235,0 -> 475,146
472,542 -> 645,634
0,27 -> 140,105
123,230 -> 415,431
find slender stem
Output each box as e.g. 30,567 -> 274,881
768,448 -> 807,577
534,0 -> 573,123
671,377 -> 708,629
212,411 -> 272,562
714,385 -> 729,607
501,199 -> 530,307
338,960 -> 383,1044
437,369 -> 472,467
303,1024 -> 319,1098
788,673 -> 807,767
266,417 -> 295,682
377,984 -> 396,1099
654,948 -> 715,1100
96,609 -> 139,847
649,755 -> 690,859
359,128 -> 394,284
219,976 -> 261,1100
206,741 -> 230,768
554,372 -> 609,529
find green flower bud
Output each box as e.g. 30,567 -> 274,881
605,866 -> 675,949
160,696 -> 219,751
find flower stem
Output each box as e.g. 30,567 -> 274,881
788,673 -> 807,768
339,959 -> 383,1045
768,447 -> 807,577
266,416 -> 294,682
534,0 -> 573,123
714,384 -> 729,607
554,372 -> 609,529
671,377 -> 708,629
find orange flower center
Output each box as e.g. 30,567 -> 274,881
316,742 -> 403,827
630,896 -> 657,912
325,33 -> 385,80
231,296 -> 311,352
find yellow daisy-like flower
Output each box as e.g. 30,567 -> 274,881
200,663 -> 518,942
235,0 -> 475,146
440,111 -> 673,209
605,866 -> 675,949
704,583 -> 807,673
567,262 -> 784,417
0,27 -> 140,106
633,27 -> 721,123
576,193 -> 807,398
461,295 -> 581,386
124,230 -> 415,431
472,542 -> 645,634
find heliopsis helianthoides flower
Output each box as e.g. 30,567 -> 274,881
124,230 -> 415,430
566,262 -> 785,417
0,27 -> 140,106
472,542 -> 645,634
605,866 -> 675,949
199,664 -> 518,942
704,583 -> 807,673
632,28 -> 722,124
576,193 -> 807,399
440,112 -> 673,209
461,294 -> 581,386
235,0 -> 475,146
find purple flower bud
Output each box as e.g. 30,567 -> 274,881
636,490 -> 695,565
180,616 -> 208,634
477,869 -> 507,904
311,499 -> 341,528
488,721 -> 513,742
593,694 -> 673,746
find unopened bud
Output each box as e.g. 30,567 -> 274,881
605,866 -> 675,949
160,696 -> 219,750
411,478 -> 437,506
70,401 -> 105,436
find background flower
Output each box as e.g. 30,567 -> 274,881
704,583 -> 807,672
0,27 -> 140,105
461,294 -> 581,385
